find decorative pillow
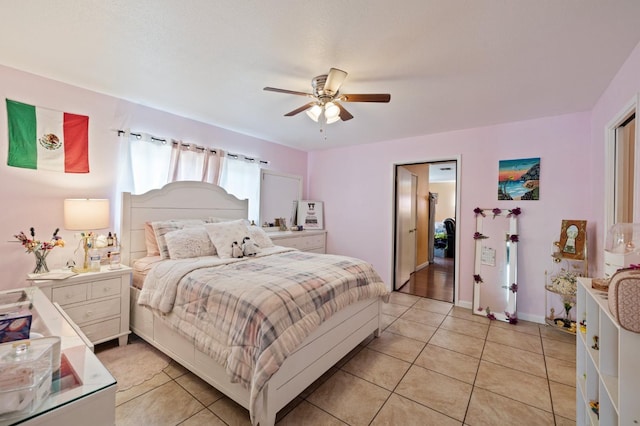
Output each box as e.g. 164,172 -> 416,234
151,219 -> 206,259
144,222 -> 160,256
247,226 -> 274,249
164,227 -> 216,259
204,219 -> 250,259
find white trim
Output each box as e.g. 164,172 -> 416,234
391,155 -> 461,305
604,94 -> 638,238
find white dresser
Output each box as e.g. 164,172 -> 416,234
268,230 -> 327,253
33,266 -> 132,346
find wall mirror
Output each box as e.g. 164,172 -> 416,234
472,207 -> 520,322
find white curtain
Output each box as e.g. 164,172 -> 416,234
168,141 -> 223,184
117,132 -> 261,223
219,154 -> 261,223
129,133 -> 173,194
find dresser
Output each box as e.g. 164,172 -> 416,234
33,266 -> 132,346
268,230 -> 327,253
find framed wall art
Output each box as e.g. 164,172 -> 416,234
558,219 -> 587,260
297,200 -> 324,229
498,157 -> 540,200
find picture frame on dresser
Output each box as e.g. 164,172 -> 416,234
558,219 -> 587,260
297,200 -> 324,229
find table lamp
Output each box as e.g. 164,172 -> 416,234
64,198 -> 110,272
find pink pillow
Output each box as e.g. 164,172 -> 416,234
145,222 -> 160,256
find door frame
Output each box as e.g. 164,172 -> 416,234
392,155 -> 462,305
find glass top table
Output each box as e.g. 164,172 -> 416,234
0,286 -> 116,425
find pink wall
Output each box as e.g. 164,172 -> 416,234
309,112 -> 592,321
0,65 -> 307,290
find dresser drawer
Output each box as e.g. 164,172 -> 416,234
65,298 -> 121,326
52,283 -> 88,306
89,278 -> 122,300
81,317 -> 121,343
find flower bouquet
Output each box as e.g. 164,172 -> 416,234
547,268 -> 578,296
14,227 -> 65,274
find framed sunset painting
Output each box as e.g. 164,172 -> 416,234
498,157 -> 540,200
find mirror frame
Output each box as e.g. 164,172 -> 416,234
472,207 -> 520,323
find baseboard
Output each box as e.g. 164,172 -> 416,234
416,261 -> 430,270
456,300 -> 472,309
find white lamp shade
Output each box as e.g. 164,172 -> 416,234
305,104 -> 322,122
64,199 -> 110,230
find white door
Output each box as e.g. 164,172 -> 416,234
396,167 -> 417,288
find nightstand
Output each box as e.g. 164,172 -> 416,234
268,230 -> 327,253
32,265 -> 132,346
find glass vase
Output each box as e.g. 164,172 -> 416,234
33,250 -> 50,274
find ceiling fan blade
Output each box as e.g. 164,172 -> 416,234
324,68 -> 348,95
340,93 -> 391,103
336,103 -> 354,121
264,87 -> 313,97
284,102 -> 317,117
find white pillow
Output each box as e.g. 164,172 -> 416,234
204,219 -> 250,259
247,226 -> 274,249
151,219 -> 206,259
164,227 -> 216,259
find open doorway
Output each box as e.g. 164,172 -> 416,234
393,160 -> 458,303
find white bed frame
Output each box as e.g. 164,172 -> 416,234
120,181 -> 383,425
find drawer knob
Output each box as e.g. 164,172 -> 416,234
85,310 -> 93,318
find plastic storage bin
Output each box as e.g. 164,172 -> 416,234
0,338 -> 54,420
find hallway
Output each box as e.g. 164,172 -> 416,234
398,256 -> 454,303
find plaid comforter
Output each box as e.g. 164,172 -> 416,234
137,247 -> 388,423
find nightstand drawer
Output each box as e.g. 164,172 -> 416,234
88,278 -> 122,300
52,283 -> 88,306
277,234 -> 325,250
81,318 -> 121,343
65,298 -> 121,325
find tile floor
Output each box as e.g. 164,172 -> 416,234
110,292 -> 576,425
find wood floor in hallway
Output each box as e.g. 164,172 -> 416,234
398,255 -> 454,302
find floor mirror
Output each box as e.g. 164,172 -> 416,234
472,207 -> 520,322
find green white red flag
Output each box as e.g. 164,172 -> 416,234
6,99 -> 89,173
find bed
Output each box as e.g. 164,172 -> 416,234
120,181 -> 388,425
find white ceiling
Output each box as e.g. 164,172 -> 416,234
2,1 -> 640,152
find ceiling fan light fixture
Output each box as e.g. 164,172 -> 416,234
305,104 -> 322,122
324,102 -> 340,123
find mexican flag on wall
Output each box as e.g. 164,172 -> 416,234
6,99 -> 89,173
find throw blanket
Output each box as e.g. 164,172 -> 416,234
137,249 -> 388,424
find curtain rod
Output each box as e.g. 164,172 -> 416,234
116,129 -> 269,165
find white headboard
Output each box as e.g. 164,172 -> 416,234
120,181 -> 248,266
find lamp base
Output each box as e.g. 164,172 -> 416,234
71,266 -> 92,274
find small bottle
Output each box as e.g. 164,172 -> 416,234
113,233 -> 118,248
109,251 -> 121,269
89,238 -> 101,272
107,232 -> 114,246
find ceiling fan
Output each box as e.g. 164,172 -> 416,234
264,68 -> 390,124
